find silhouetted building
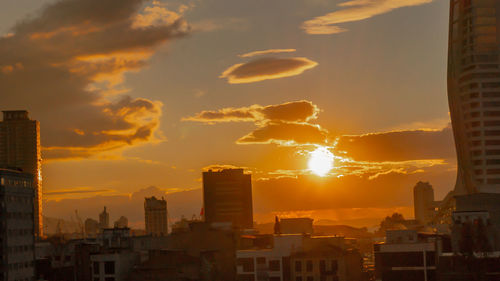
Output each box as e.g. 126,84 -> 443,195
280,218 -> 314,234
85,218 -> 99,237
448,0 -> 500,195
413,182 -> 437,225
99,207 -> 109,230
203,169 -> 253,229
0,110 -> 43,237
374,230 -> 445,281
144,197 -> 168,236
0,169 -> 35,281
114,216 -> 129,228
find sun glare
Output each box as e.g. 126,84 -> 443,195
308,147 -> 334,177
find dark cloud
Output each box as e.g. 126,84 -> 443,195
237,122 -> 328,145
335,125 -> 455,162
1,0 -> 188,160
184,101 -> 327,146
220,57 -> 318,84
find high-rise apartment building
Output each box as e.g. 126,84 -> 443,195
0,169 -> 36,281
0,110 -> 42,237
448,0 -> 500,194
99,207 -> 109,230
413,181 -> 437,225
144,197 -> 168,236
202,169 -> 253,229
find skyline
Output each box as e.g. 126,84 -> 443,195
1,0 -> 455,229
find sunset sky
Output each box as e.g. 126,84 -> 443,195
1,0 -> 456,229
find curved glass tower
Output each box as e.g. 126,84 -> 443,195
448,0 -> 500,194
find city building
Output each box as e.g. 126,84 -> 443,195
114,216 -> 129,228
0,169 -> 36,281
99,207 -> 109,230
203,169 -> 253,229
413,182 -> 438,225
374,230 -> 447,281
447,0 -> 500,195
279,218 -> 314,235
85,218 -> 99,237
144,196 -> 168,236
237,235 -> 362,281
0,110 -> 43,237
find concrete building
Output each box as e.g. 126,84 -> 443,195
374,230 -> 442,281
237,235 -> 362,281
447,0 -> 500,194
0,110 -> 42,237
413,182 -> 438,225
99,207 -> 109,230
114,216 -> 128,228
85,218 -> 99,237
203,169 -> 253,229
144,196 -> 168,236
279,218 -> 314,235
0,169 -> 36,281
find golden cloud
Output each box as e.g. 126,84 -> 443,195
302,0 -> 433,35
220,57 -> 318,84
1,0 -> 188,160
239,48 -> 296,58
184,101 -> 327,146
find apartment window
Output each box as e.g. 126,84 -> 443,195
472,150 -> 482,156
307,277 -> 314,281
306,260 -> 313,272
331,260 -> 338,272
475,170 -> 483,175
483,92 -> 500,98
485,111 -> 500,117
485,121 -> 500,127
486,140 -> 500,145
487,159 -> 500,165
486,150 -> 500,155
295,261 -> 302,272
484,101 -> 500,107
487,178 -> 500,184
487,169 -> 500,175
93,262 -> 99,275
104,261 -> 115,275
256,257 -> 266,265
237,258 -> 254,272
269,260 -> 280,271
319,260 -> 326,272
269,278 -> 281,281
296,277 -> 303,281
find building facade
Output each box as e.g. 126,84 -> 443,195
413,182 -> 437,225
203,169 -> 253,229
144,197 -> 168,236
99,207 -> 110,230
448,0 -> 500,194
0,169 -> 36,281
0,110 -> 42,237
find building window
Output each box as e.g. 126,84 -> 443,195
306,260 -> 313,272
93,262 -> 99,275
295,261 -> 302,272
104,261 -> 115,275
331,260 -> 338,272
256,257 -> 266,265
269,278 -> 281,281
269,260 -> 280,271
320,260 -> 326,272
105,278 -> 115,281
306,277 -> 314,281
296,277 -> 302,281
237,258 -> 254,272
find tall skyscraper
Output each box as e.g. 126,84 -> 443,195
448,0 -> 500,194
144,196 -> 168,236
413,181 -> 436,224
202,169 -> 253,229
0,110 -> 43,237
99,206 -> 109,229
0,168 -> 36,281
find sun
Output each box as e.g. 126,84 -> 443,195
308,147 -> 334,177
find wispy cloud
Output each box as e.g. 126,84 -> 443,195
220,57 -> 318,84
302,0 -> 433,35
239,49 -> 296,58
